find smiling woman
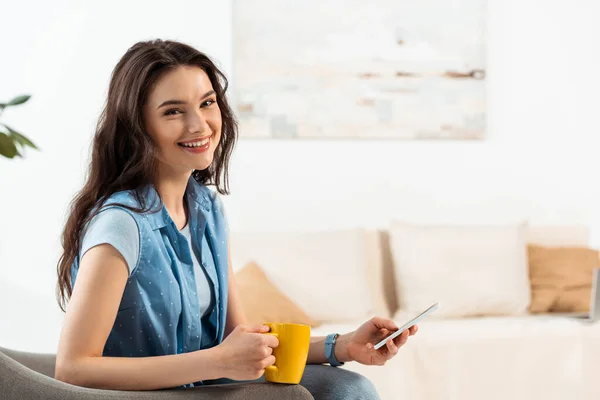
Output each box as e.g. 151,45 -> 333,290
55,40 -> 238,308
54,39 -> 241,390
52,39 -> 388,400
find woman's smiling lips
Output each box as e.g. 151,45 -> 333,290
177,135 -> 211,154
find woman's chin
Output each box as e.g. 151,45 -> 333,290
192,157 -> 214,172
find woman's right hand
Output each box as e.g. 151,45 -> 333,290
214,324 -> 279,381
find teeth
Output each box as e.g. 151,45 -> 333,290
179,138 -> 210,148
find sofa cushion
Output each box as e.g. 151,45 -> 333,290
389,221 -> 531,318
312,315 -> 599,400
527,245 -> 600,313
229,229 -> 374,323
235,261 -> 319,327
384,313 -> 597,400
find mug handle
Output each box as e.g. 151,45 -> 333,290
265,331 -> 279,374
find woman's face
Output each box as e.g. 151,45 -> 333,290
143,66 -> 222,176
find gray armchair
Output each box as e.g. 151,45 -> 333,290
0,346 -> 314,399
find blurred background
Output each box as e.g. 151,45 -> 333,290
1,0 -> 599,398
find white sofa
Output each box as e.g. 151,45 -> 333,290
230,225 -> 600,400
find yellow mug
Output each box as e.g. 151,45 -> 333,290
263,322 -> 311,384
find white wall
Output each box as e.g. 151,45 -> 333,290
225,0 -> 600,234
0,0 -> 599,353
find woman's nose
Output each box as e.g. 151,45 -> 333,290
186,109 -> 209,134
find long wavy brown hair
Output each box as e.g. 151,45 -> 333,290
56,39 -> 238,312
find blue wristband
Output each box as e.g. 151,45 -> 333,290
324,333 -> 345,367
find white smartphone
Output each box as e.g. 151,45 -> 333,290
373,302 -> 440,350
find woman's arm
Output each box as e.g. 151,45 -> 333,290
223,241 -> 248,338
307,335 -> 352,365
55,244 -> 223,390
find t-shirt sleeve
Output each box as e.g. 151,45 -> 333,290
80,208 -> 140,276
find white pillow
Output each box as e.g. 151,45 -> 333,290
229,229 -> 373,323
389,221 -> 531,318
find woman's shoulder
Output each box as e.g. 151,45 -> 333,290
103,189 -> 144,209
86,193 -> 143,234
84,207 -> 139,243
85,189 -> 157,232
100,188 -> 160,214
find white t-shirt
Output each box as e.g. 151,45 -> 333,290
80,208 -> 214,318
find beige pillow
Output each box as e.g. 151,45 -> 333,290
229,229 -> 374,322
528,245 -> 600,313
389,221 -> 531,318
235,262 -> 320,327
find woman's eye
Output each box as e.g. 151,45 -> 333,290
201,99 -> 216,107
164,109 -> 182,116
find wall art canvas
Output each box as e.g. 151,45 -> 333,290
233,0 -> 486,139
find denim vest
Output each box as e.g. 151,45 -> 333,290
70,177 -> 229,388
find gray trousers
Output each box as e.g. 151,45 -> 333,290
203,365 -> 380,400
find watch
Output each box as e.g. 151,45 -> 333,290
324,333 -> 345,367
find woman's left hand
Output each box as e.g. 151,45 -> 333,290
338,317 -> 418,366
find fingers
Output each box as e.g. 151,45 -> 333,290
260,346 -> 273,358
409,324 -> 418,335
243,324 -> 271,333
240,325 -> 279,347
385,338 -> 399,358
367,329 -> 411,365
365,324 -> 417,366
370,316 -> 399,332
248,335 -> 277,362
261,355 -> 276,369
393,329 -> 410,347
262,333 -> 279,348
253,355 -> 276,380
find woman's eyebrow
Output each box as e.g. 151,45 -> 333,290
156,90 -> 216,109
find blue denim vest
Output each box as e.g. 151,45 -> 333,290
70,177 -> 229,388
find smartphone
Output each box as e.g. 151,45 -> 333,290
373,302 -> 440,350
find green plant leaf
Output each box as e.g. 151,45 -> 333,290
0,132 -> 20,158
3,124 -> 38,149
6,95 -> 31,106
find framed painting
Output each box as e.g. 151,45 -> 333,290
233,0 -> 486,139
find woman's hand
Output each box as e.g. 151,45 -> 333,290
214,324 -> 279,380
339,317 -> 418,366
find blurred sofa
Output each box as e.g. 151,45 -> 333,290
230,224 -> 600,400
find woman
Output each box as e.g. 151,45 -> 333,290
55,39 -> 417,399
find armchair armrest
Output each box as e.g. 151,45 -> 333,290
0,347 -> 313,400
